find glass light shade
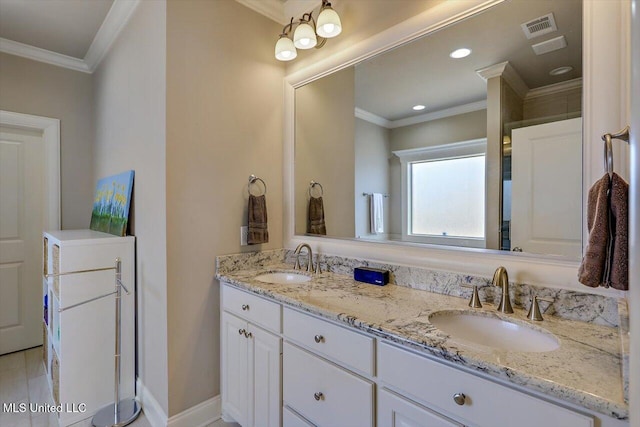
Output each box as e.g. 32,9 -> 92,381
275,36 -> 297,61
316,7 -> 342,38
293,21 -> 317,49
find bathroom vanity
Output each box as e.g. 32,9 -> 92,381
217,250 -> 628,427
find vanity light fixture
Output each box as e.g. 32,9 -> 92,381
275,0 -> 342,61
450,48 -> 472,59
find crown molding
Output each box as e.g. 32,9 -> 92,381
234,0 -> 320,25
476,61 -> 529,99
0,0 -> 140,74
356,100 -> 487,129
84,0 -> 141,72
0,38 -> 90,73
355,108 -> 392,128
525,77 -> 583,100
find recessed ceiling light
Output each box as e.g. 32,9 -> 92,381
549,66 -> 573,76
450,48 -> 472,59
412,105 -> 426,111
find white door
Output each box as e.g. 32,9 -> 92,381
221,311 -> 250,426
0,127 -> 45,354
511,118 -> 582,260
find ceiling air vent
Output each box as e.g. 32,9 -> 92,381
531,35 -> 567,55
521,13 -> 557,40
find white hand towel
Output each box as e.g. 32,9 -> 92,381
370,193 -> 384,234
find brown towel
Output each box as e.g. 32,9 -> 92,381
608,173 -> 628,290
247,194 -> 268,244
578,173 -> 629,290
578,174 -> 610,287
308,196 -> 326,235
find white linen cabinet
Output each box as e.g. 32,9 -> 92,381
42,230 -> 135,427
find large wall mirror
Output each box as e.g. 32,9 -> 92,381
294,0 -> 583,261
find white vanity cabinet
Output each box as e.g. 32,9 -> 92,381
221,285 -> 282,427
282,307 -> 375,427
377,342 -> 594,427
220,283 -> 622,427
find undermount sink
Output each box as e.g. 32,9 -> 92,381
429,310 -> 560,353
254,272 -> 312,284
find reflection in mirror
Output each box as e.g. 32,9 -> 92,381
295,0 -> 583,260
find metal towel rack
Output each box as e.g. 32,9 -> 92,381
248,174 -> 267,196
45,259 -> 140,427
362,192 -> 389,198
602,126 -> 630,178
309,180 -> 324,197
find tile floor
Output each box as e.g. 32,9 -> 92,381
1,347 -> 238,427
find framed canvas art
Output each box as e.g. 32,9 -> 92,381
90,170 -> 134,236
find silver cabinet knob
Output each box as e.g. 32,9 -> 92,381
453,393 -> 466,405
244,331 -> 253,338
238,329 -> 246,336
314,392 -> 324,401
314,335 -> 324,343
241,304 -> 249,311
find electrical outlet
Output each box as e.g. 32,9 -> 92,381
240,226 -> 248,246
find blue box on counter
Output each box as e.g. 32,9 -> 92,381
354,267 -> 389,286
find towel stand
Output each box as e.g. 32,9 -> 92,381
602,126 -> 630,177
309,180 -> 324,198
248,174 -> 267,196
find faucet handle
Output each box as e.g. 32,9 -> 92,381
461,284 -> 482,308
527,295 -> 553,321
314,255 -> 322,274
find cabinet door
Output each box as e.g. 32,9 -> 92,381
250,325 -> 281,427
222,312 -> 249,426
378,389 -> 462,427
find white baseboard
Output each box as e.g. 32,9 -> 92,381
136,378 -> 221,427
137,378 -> 168,427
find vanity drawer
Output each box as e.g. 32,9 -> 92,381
283,307 -> 374,376
378,342 -> 593,427
283,342 -> 374,427
222,284 -> 281,333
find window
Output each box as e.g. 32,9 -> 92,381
394,139 -> 486,248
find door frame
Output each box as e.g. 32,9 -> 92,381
0,110 -> 60,230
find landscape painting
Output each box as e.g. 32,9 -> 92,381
90,170 -> 134,236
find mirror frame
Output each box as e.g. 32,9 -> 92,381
284,0 -> 629,294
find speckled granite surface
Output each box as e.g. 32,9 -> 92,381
216,249 -> 628,419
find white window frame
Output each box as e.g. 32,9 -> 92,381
393,138 -> 487,248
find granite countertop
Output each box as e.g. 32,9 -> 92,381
216,263 -> 627,420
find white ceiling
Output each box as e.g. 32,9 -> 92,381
0,0 -> 140,73
355,0 -> 582,121
0,0 -> 114,59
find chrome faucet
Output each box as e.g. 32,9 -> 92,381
492,266 -> 513,314
293,243 -> 313,272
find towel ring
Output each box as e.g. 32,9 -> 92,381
309,180 -> 324,198
248,174 -> 267,196
601,126 -> 630,178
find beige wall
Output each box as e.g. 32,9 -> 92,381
0,53 -> 93,229
355,118 -> 390,239
390,110 -> 487,151
295,66 -> 355,238
92,0 -> 169,414
166,0 -> 284,416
